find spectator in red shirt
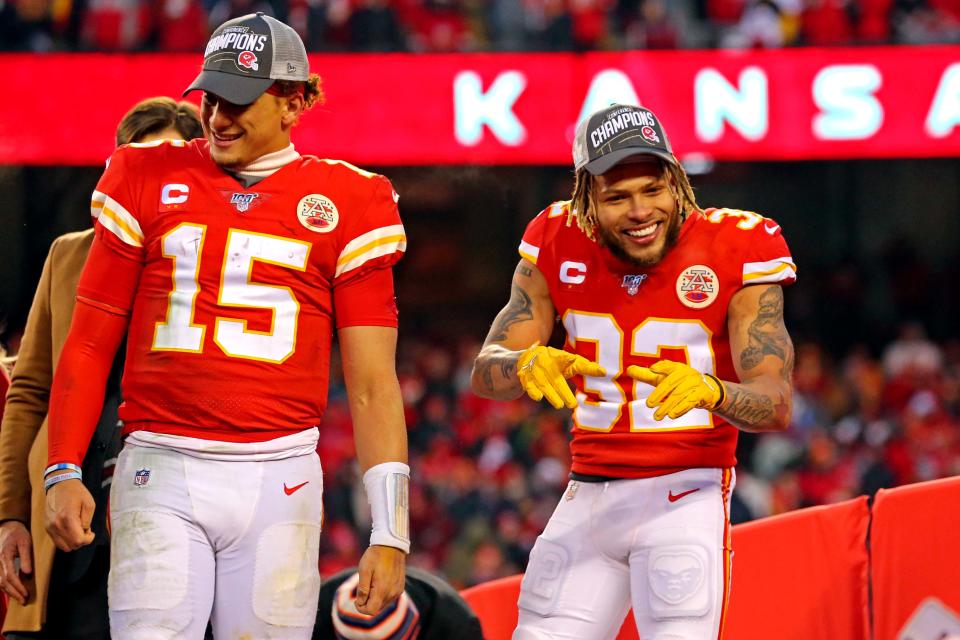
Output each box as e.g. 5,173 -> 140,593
802,0 -> 854,46
79,0 -> 152,51
152,0 -> 208,51
570,0 -> 613,50
406,0 -> 472,52
624,0 -> 679,49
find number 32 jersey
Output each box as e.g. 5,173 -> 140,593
519,203 -> 796,478
79,139 -> 406,443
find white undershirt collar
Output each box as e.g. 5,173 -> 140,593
231,143 -> 301,186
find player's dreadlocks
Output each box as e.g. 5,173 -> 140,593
273,73 -> 325,110
568,158 -> 700,242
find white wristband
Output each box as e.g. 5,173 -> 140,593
363,461 -> 410,554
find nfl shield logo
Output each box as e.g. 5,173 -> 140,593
134,468 -> 151,487
621,274 -> 648,296
230,193 -> 259,212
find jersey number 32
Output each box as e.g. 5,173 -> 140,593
563,311 -> 717,432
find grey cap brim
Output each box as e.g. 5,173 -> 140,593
183,70 -> 274,106
584,148 -> 678,176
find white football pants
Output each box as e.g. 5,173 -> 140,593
514,468 -> 734,640
108,441 -> 323,639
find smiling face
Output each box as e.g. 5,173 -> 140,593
200,90 -> 300,169
593,158 -> 682,267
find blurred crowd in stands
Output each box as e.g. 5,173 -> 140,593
2,0 -> 960,54
3,0 -> 960,599
2,297 -> 958,590
307,322 -> 960,589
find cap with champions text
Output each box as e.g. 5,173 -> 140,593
184,12 -> 309,106
573,104 -> 678,176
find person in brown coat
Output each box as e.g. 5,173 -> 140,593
0,97 -> 203,639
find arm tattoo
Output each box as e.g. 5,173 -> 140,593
474,354 -> 519,392
780,342 -> 795,382
723,387 -> 774,425
478,360 -> 495,391
740,287 -> 793,380
487,283 -> 534,343
721,386 -> 790,429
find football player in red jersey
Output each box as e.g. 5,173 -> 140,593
43,13 -> 410,640
472,104 -> 797,639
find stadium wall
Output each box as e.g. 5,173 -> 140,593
461,477 -> 960,639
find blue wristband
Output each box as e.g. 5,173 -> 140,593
44,463 -> 82,478
44,470 -> 82,492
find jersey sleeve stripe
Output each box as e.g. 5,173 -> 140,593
336,234 -> 406,268
338,225 -> 405,261
518,240 -> 540,264
742,257 -> 797,284
335,240 -> 407,278
91,191 -> 144,247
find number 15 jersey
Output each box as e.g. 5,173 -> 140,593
78,139 -> 406,443
519,203 -> 796,478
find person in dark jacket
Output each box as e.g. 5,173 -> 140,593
316,566 -> 484,640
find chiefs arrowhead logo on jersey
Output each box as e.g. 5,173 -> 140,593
676,265 -> 719,309
297,194 -> 339,233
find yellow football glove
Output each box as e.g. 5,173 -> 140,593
627,360 -> 726,421
517,343 -> 606,410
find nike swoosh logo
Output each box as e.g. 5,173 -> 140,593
764,223 -> 780,235
668,488 -> 700,502
283,481 -> 309,496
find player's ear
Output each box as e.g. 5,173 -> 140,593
281,94 -> 305,127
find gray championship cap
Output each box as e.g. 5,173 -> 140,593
573,104 -> 678,175
184,12 -> 309,106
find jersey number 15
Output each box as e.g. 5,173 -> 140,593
152,223 -> 311,364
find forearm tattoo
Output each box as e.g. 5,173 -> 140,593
739,286 -> 794,381
720,386 -> 791,430
475,264 -> 536,395
720,286 -> 795,430
725,387 -> 772,423
475,355 -> 519,392
487,281 -> 534,344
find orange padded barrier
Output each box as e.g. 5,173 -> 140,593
461,575 -> 521,640
871,476 -> 960,640
725,496 -> 871,639
463,497 -> 872,639
459,574 -> 639,639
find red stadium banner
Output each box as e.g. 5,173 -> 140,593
4,47 -> 960,165
726,496 -> 872,639
870,476 -> 960,640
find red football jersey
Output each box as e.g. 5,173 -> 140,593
78,139 -> 405,442
519,203 -> 796,478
